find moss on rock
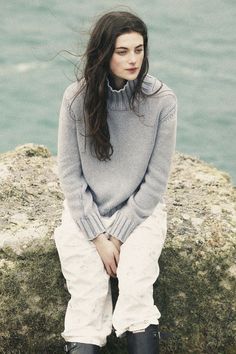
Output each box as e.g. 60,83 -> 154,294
0,144 -> 235,353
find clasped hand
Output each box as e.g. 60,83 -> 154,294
92,233 -> 122,278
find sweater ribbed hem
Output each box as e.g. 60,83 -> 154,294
107,212 -> 136,243
79,213 -> 106,241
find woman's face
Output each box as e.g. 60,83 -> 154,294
109,31 -> 144,88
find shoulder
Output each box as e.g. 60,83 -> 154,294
61,79 -> 86,118
141,74 -> 177,107
62,78 -> 86,103
141,74 -> 177,119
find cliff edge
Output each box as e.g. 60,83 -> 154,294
0,144 -> 235,354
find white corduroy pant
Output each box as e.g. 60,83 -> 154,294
53,199 -> 167,347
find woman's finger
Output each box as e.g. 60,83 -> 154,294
104,262 -> 116,277
110,258 -> 117,276
114,250 -> 120,266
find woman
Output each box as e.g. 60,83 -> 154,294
54,10 -> 177,354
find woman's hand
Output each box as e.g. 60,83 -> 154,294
109,235 -> 123,252
92,234 -> 120,278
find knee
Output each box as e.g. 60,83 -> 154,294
117,262 -> 159,295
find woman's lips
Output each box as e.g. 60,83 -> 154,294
126,68 -> 138,73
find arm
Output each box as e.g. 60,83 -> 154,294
57,89 -> 106,240
107,94 -> 177,243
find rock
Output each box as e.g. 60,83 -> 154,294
0,144 -> 235,354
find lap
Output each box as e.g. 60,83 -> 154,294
53,201 -> 167,291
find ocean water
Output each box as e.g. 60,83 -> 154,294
1,0 -> 236,184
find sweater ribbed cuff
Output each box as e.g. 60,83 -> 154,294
107,212 -> 136,243
79,213 -> 106,241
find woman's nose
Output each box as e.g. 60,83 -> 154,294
128,52 -> 136,64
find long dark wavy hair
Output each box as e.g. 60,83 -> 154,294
75,11 -> 149,161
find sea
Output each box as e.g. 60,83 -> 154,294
1,0 -> 236,184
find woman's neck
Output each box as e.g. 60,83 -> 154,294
108,74 -> 127,90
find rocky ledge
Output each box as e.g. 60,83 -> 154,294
0,144 -> 235,354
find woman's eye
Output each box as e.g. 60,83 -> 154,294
116,48 -> 143,55
116,51 -> 127,55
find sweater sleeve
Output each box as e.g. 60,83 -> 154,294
57,90 -> 106,240
107,94 -> 177,243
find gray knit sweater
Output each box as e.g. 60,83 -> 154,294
57,74 -> 177,243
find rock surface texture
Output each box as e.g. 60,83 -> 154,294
0,144 -> 235,354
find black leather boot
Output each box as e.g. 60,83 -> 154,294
64,342 -> 100,354
126,324 -> 160,354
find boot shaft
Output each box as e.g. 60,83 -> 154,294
64,342 -> 100,354
126,324 -> 160,354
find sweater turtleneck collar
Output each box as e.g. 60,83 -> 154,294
106,74 -> 163,110
106,77 -> 137,110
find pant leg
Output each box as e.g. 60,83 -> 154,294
53,200 -> 115,347
112,203 -> 167,338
